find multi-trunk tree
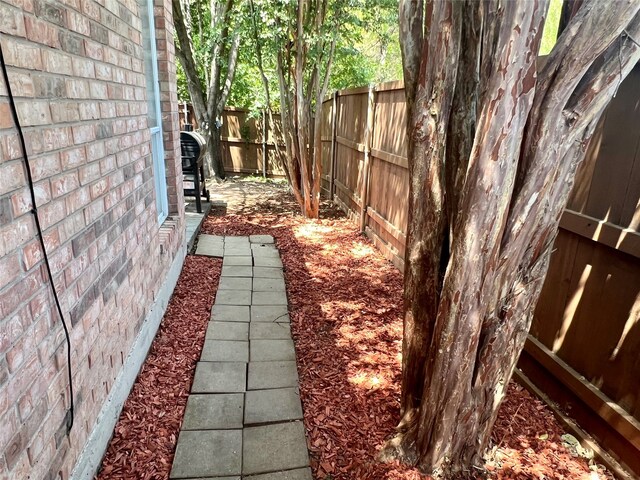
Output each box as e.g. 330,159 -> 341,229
173,0 -> 244,179
272,0 -> 342,218
383,0 -> 640,476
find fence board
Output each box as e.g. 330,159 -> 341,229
581,67 -> 640,228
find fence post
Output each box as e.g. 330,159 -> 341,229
262,109 -> 267,179
359,85 -> 376,232
329,91 -> 338,201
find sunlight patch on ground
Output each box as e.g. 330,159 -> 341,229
293,223 -> 334,242
350,242 -> 376,258
348,370 -> 388,390
320,243 -> 339,254
337,322 -> 379,342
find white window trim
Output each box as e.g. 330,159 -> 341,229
144,0 -> 169,224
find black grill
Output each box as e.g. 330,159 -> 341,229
180,131 -> 209,212
180,131 -> 206,170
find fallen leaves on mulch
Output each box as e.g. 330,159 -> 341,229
200,187 -> 612,480
97,256 -> 221,480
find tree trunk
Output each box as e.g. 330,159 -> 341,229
207,122 -> 225,181
558,0 -> 583,37
173,0 -> 239,181
384,0 -> 640,476
272,0 -> 337,218
249,0 -> 284,171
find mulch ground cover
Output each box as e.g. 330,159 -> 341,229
97,255 -> 221,480
96,180 -> 612,480
200,184 -> 612,480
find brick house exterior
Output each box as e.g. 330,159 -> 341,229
0,0 -> 186,477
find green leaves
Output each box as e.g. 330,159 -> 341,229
222,0 -> 402,113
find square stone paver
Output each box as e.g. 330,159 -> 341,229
170,430 -> 242,478
251,246 -> 280,258
221,266 -> 253,277
243,469 -> 312,480
249,235 -> 274,244
224,244 -> 252,255
248,361 -> 298,390
216,290 -> 252,306
244,387 -> 303,425
225,236 -> 250,244
201,340 -> 249,362
251,305 -> 289,323
188,477 -> 239,480
225,248 -> 252,256
252,278 -> 286,292
224,242 -> 250,249
242,422 -> 309,475
250,339 -> 296,362
223,256 -> 253,266
212,305 -> 250,323
207,321 -> 248,341
184,477 -> 239,480
195,235 -> 224,257
253,267 -> 284,279
249,322 -> 291,340
218,277 -> 252,291
252,291 -> 288,306
192,362 -> 246,393
183,394 -> 244,430
253,256 -> 283,268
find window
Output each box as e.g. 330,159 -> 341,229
140,0 -> 169,223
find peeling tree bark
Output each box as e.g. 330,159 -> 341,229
384,0 -> 640,476
274,0 -> 337,218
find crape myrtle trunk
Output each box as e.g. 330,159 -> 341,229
383,0 -> 640,476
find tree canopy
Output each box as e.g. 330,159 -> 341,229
176,0 -> 403,113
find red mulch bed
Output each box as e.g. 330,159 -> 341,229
97,255 -> 221,480
200,190 -> 611,480
93,184 -> 612,480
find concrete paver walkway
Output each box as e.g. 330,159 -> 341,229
171,235 -> 311,480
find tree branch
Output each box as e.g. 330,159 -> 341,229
172,0 -> 208,125
216,31 -> 241,116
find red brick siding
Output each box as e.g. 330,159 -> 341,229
0,0 -> 184,477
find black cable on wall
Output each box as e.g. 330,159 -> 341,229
0,42 -> 74,433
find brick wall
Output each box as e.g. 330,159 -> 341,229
0,0 -> 184,477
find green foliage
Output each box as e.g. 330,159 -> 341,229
177,61 -> 189,102
175,0 -> 249,104
540,0 -> 563,55
223,0 -> 402,112
330,0 -> 402,90
178,0 -> 561,111
176,0 -> 402,110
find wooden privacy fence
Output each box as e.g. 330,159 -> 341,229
320,81 -> 409,270
221,107 -> 288,177
178,105 -> 288,177
320,72 -> 640,477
